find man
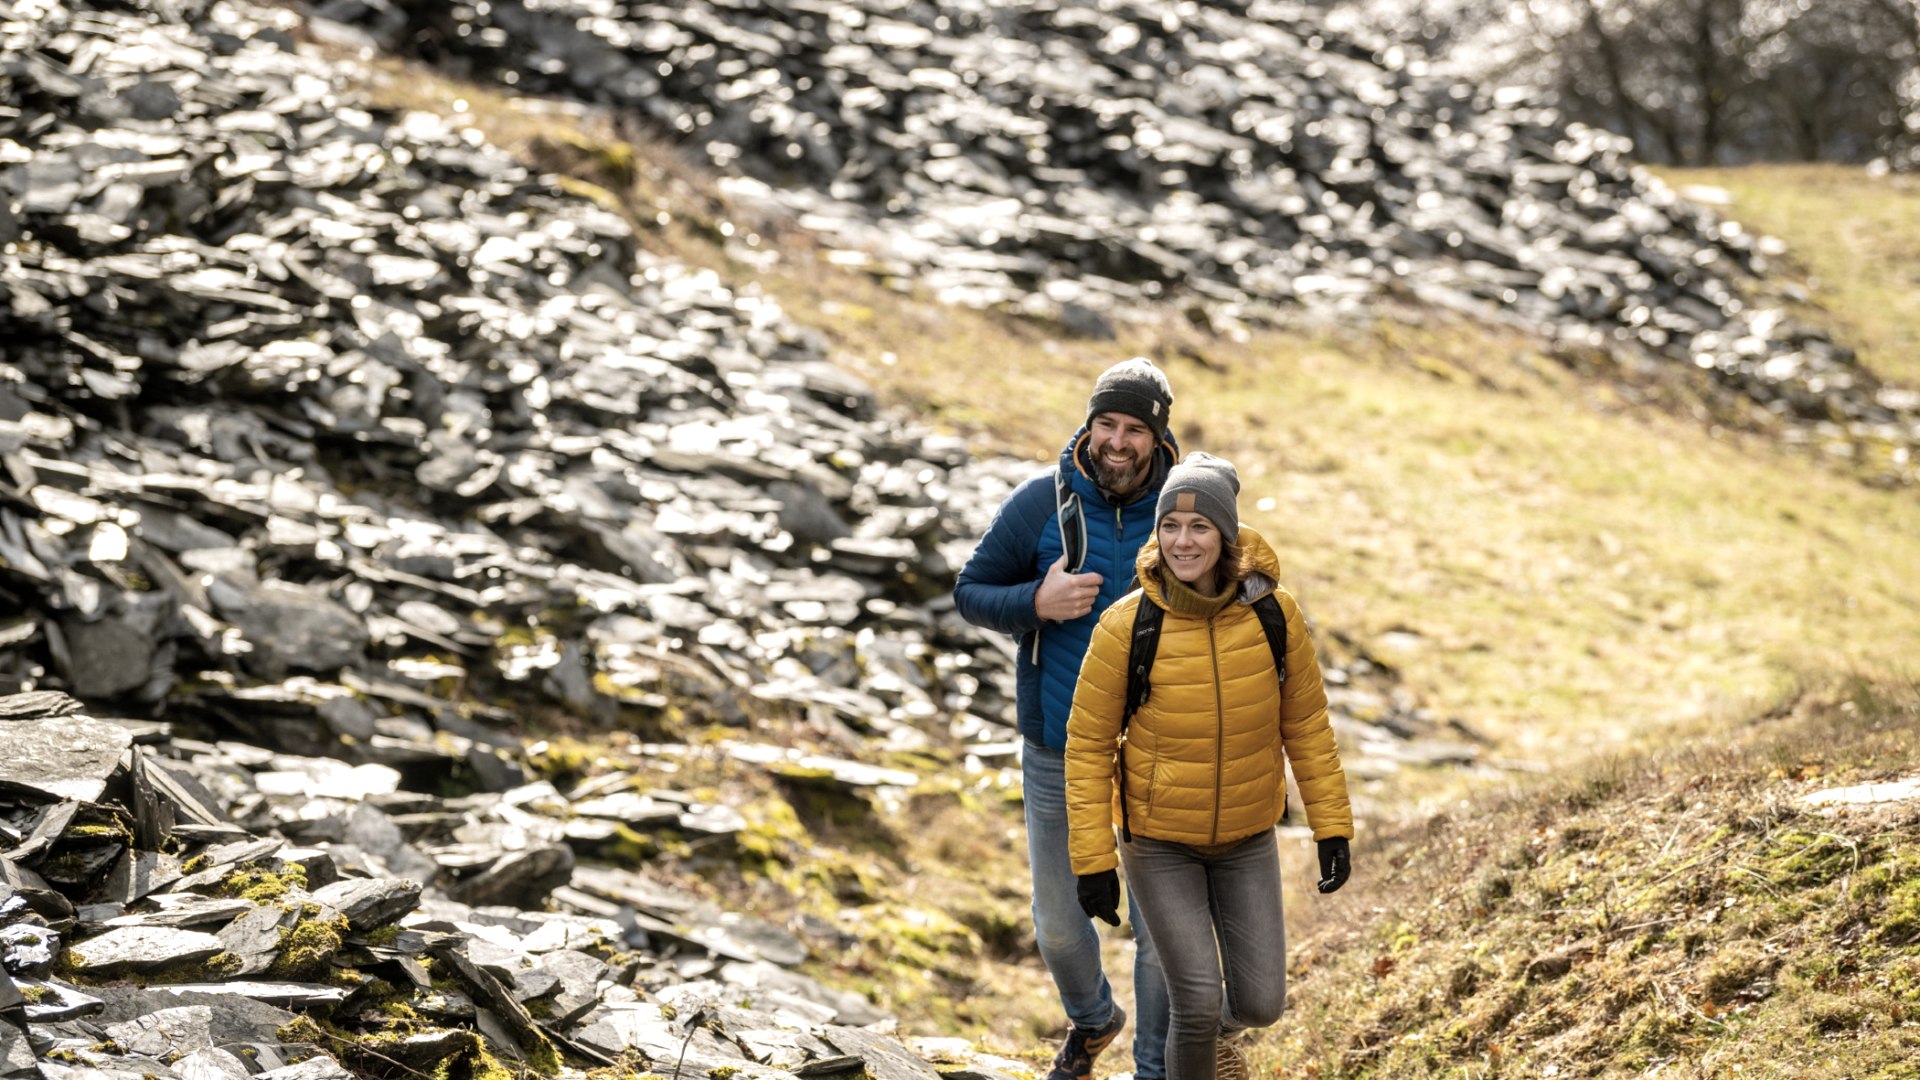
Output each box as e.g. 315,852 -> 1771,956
954,358 -> 1175,1080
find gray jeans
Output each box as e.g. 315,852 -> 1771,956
1119,829 -> 1287,1080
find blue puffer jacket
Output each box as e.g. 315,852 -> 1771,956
953,427 -> 1177,750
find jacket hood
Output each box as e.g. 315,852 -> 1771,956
1059,424 -> 1179,508
1136,524 -> 1281,610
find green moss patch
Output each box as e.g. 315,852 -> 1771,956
272,907 -> 351,981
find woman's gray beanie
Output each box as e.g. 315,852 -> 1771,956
1086,357 -> 1173,440
1156,452 -> 1241,546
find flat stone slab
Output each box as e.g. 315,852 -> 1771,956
727,743 -> 919,789
0,716 -> 134,802
572,1002 -> 788,1077
153,982 -> 351,1007
309,877 -> 421,931
255,1060 -> 355,1080
105,1005 -> 216,1059
66,926 -> 224,975
1799,775 -> 1920,810
0,1018 -> 34,1077
172,1047 -> 254,1080
103,895 -> 257,930
0,692 -> 83,720
14,978 -> 103,1022
821,1026 -> 944,1080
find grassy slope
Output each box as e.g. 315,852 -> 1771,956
757,167 -> 1920,1074
343,56 -> 1920,1074
1661,164 -> 1920,390
1270,680 -> 1920,1078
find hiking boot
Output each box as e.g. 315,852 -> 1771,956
1214,1036 -> 1250,1080
1046,1004 -> 1127,1080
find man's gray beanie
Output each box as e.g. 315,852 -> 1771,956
1156,452 -> 1241,547
1087,357 -> 1173,440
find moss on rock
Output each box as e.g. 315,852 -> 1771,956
272,908 -> 350,980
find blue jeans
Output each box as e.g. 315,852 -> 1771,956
1119,830 -> 1287,1080
1024,740 -> 1168,1079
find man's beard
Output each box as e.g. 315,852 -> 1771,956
1093,452 -> 1146,494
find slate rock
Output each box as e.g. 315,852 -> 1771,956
821,1025 -> 944,1080
255,1057 -> 355,1080
206,575 -> 368,678
104,1005 -> 216,1059
0,923 -> 57,976
173,1047 -> 255,1080
67,926 -> 224,975
15,978 -> 102,1022
0,716 -> 133,802
445,844 -> 573,909
215,903 -> 301,976
573,1002 -> 746,1069
91,985 -> 299,1041
0,691 -> 82,720
0,1019 -> 33,1079
308,877 -> 420,931
528,948 -> 606,1026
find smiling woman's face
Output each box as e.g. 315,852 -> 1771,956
1157,510 -> 1222,589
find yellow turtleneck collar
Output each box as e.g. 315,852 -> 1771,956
1156,566 -> 1235,617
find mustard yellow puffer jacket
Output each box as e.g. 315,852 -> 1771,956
1065,526 -> 1353,875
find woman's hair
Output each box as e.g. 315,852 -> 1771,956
1140,534 -> 1253,596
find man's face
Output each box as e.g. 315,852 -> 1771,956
1089,412 -> 1157,494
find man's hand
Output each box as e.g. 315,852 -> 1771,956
1317,837 -> 1351,894
1035,555 -> 1102,622
1076,870 -> 1122,926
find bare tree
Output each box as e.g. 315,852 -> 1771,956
1329,0 -> 1920,165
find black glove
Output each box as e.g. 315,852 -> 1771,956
1317,837 -> 1351,894
1076,870 -> 1122,926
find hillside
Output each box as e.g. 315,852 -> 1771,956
351,54 -> 1920,1074
3,1 -> 1920,1078
1269,680 -> 1920,1077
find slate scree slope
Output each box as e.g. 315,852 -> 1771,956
372,0 -> 1920,474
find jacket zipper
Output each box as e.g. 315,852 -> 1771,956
1209,615 -> 1224,845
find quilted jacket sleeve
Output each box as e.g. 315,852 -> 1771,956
1064,596 -> 1134,874
1277,590 -> 1353,841
952,471 -> 1049,636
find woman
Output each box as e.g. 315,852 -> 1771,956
1063,452 -> 1353,1080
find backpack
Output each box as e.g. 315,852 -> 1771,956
1114,590 -> 1289,841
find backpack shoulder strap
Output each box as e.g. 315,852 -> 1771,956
1055,466 -> 1087,574
1122,595 -> 1163,731
1251,592 -> 1288,687
1117,593 -> 1161,843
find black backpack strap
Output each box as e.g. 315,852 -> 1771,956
1117,596 -> 1163,843
1055,467 -> 1087,574
1251,592 -> 1288,687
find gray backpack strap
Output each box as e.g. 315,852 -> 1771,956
1055,466 -> 1087,574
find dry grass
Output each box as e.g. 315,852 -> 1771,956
1262,677 -> 1920,1078
1660,164 -> 1920,390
